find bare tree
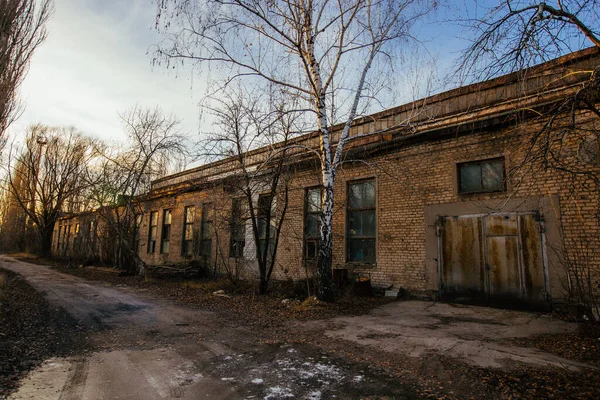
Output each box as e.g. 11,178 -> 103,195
4,124 -> 97,256
459,1 -> 599,181
459,1 -> 599,80
204,89 -> 299,294
0,177 -> 27,251
155,0 -> 437,301
90,106 -> 187,274
461,1 -> 600,318
0,0 -> 53,151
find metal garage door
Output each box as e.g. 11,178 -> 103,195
438,213 -> 549,310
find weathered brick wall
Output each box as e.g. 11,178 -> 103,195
55,113 -> 599,303
51,48 -> 600,303
270,114 -> 599,298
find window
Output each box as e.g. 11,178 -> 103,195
229,198 -> 246,258
89,219 -> 97,248
304,187 -> 322,262
458,157 -> 505,194
346,180 -> 376,263
182,206 -> 195,256
160,209 -> 172,254
200,203 -> 213,260
134,213 -> 143,251
257,194 -> 275,260
56,226 -> 62,250
73,223 -> 81,250
64,225 -> 72,251
148,211 -> 158,253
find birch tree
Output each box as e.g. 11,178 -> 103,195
155,0 -> 437,301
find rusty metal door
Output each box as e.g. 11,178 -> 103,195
438,213 -> 549,309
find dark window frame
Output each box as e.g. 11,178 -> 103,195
200,203 -> 214,260
304,187 -> 322,263
148,211 -> 158,253
134,213 -> 143,251
457,157 -> 506,195
257,193 -> 275,261
56,225 -> 62,250
346,179 -> 377,264
160,209 -> 172,254
229,198 -> 246,259
181,206 -> 195,256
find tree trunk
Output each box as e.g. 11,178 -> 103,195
317,168 -> 335,302
39,223 -> 54,258
259,275 -> 268,295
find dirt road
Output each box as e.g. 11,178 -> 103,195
0,256 -> 414,400
2,255 -> 597,400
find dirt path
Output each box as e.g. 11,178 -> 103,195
2,255 -> 598,399
0,256 -> 415,400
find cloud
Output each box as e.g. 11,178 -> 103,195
12,0 -> 203,146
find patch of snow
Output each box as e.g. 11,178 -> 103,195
264,386 -> 294,399
307,390 -> 322,400
171,362 -> 203,386
252,378 -> 264,384
221,377 -> 235,381
353,375 -> 363,383
287,348 -> 297,353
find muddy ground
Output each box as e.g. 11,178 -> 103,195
0,268 -> 85,397
1,255 -> 599,399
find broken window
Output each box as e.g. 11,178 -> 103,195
229,198 -> 246,259
200,203 -> 213,260
304,187 -> 322,262
148,211 -> 158,253
182,206 -> 195,256
346,179 -> 376,263
458,157 -> 505,194
160,209 -> 172,254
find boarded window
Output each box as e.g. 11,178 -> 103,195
160,209 -> 172,254
200,203 -> 213,260
148,211 -> 158,253
458,158 -> 505,194
304,187 -> 322,262
229,198 -> 246,258
346,180 -> 376,263
182,206 -> 195,256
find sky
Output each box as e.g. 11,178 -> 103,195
9,0 -> 592,170
11,0 -> 203,147
10,0 -> 471,157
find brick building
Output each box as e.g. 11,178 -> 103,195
53,48 -> 600,310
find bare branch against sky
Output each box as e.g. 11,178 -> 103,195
0,0 -> 53,152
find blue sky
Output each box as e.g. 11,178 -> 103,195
10,0 -> 594,162
11,0 -> 475,149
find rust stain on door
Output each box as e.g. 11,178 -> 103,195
441,216 -> 485,304
440,213 -> 548,309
